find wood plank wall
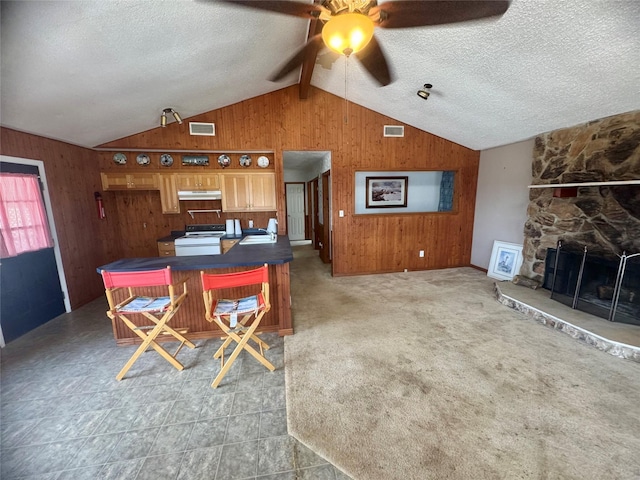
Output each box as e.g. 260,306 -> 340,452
99,86 -> 479,275
0,128 -> 117,308
1,84 -> 479,312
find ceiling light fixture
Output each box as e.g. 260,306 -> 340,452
417,84 -> 432,100
321,12 -> 375,56
160,108 -> 183,127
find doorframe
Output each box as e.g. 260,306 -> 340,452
0,155 -> 71,346
305,181 -> 313,241
311,177 -> 319,249
319,170 -> 331,264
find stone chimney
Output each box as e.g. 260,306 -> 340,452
520,111 -> 640,282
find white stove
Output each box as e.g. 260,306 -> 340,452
174,224 -> 226,256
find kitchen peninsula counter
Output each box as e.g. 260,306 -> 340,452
98,236 -> 294,345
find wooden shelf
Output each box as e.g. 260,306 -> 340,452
529,180 -> 640,189
94,148 -> 274,154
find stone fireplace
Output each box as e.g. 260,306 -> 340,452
542,244 -> 640,325
520,111 -> 640,323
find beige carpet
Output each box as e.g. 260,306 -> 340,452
284,246 -> 640,480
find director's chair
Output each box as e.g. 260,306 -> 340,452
201,264 -> 275,388
102,267 -> 196,380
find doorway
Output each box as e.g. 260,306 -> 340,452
282,150 -> 332,263
0,156 -> 70,345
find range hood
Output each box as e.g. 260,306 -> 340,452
177,190 -> 222,201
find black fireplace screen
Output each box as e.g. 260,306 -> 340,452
543,243 -> 640,326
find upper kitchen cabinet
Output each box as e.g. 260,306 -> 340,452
158,174 -> 180,214
101,172 -> 159,190
175,173 -> 220,191
221,172 -> 276,212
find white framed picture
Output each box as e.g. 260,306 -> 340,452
487,240 -> 523,281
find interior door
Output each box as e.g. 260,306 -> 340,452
286,183 -> 305,241
0,161 -> 66,343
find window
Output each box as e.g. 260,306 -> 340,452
0,173 -> 53,258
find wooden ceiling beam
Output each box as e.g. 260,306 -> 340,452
299,16 -> 323,99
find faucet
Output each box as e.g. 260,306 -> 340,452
256,228 -> 276,240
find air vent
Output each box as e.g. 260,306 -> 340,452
189,122 -> 216,136
383,125 -> 404,137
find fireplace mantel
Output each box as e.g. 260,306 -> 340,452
528,180 -> 640,188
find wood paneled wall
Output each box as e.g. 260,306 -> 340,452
100,86 -> 479,275
0,86 -> 478,318
0,128 -> 116,308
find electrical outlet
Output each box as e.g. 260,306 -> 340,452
419,250 -> 424,257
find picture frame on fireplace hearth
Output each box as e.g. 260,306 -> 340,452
487,240 -> 523,281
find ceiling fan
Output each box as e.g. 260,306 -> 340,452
219,0 -> 510,86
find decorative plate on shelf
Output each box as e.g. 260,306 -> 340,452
257,155 -> 270,168
239,154 -> 252,167
218,154 -> 231,168
136,153 -> 151,166
160,154 -> 174,167
113,153 -> 127,165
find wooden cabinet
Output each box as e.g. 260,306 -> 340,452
158,174 -> 180,214
176,173 -> 219,190
101,172 -> 159,190
221,238 -> 239,254
157,240 -> 175,257
221,172 -> 276,212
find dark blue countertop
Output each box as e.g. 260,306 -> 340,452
157,231 -> 186,242
97,235 -> 293,273
157,229 -> 270,242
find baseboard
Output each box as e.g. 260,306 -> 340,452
469,264 -> 488,273
290,240 -> 312,246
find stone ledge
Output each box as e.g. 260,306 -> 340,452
494,283 -> 640,364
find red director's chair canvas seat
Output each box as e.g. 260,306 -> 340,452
102,267 -> 196,380
201,264 -> 275,388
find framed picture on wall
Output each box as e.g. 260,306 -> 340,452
366,176 -> 408,208
487,241 -> 523,281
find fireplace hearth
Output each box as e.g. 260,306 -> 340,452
543,242 -> 640,326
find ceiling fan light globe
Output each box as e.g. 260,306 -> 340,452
322,13 -> 374,56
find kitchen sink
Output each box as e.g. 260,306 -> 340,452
239,234 -> 277,245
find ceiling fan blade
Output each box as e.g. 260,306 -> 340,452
270,34 -> 324,82
217,0 -> 323,19
371,1 -> 510,28
355,34 -> 392,86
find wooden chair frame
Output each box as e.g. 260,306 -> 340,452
201,264 -> 275,388
102,267 -> 196,380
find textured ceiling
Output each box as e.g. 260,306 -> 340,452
1,0 -> 639,151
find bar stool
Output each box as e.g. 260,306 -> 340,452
101,267 -> 195,380
201,264 -> 275,388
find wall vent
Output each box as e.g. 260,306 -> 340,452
189,122 -> 216,136
383,125 -> 404,137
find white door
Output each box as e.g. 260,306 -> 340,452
286,183 -> 305,241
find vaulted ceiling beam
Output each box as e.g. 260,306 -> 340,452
299,9 -> 323,99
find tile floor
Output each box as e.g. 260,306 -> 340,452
0,298 -> 350,480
